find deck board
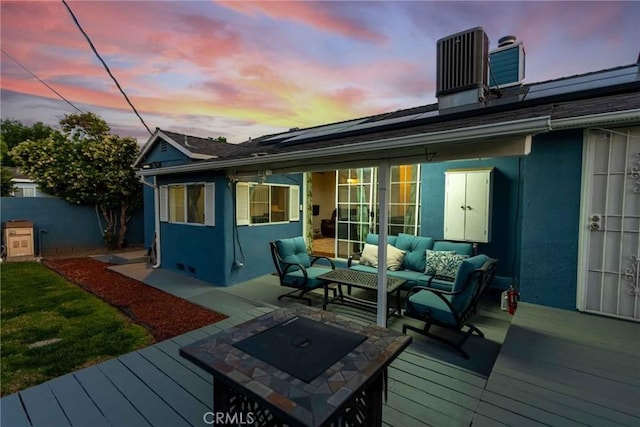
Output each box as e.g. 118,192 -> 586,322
19,383 -> 70,427
386,378 -> 474,425
384,389 -> 461,426
486,372 -> 637,426
397,347 -> 488,388
474,401 -> 546,427
474,302 -> 640,426
388,365 -> 483,409
477,390 -> 586,427
47,373 -> 110,427
74,366 -> 151,427
117,351 -> 210,425
153,339 -> 213,383
136,345 -> 214,405
97,359 -> 190,427
0,393 -> 31,427
381,402 -> 429,427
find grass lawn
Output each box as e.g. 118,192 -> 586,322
1,262 -> 153,396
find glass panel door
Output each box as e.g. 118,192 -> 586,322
334,165 -> 421,259
389,165 -> 421,236
336,168 -> 374,258
373,164 -> 421,236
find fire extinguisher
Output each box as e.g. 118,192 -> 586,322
507,286 -> 519,315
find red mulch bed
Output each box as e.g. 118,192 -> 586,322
43,257 -> 227,342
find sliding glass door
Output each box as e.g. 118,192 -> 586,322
335,165 -> 420,259
336,168 -> 374,258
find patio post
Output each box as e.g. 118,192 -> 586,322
376,161 -> 390,327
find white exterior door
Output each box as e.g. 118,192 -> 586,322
578,127 -> 640,321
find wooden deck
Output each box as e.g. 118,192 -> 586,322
2,276 -> 638,426
474,303 -> 640,427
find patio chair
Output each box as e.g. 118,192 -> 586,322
270,237 -> 335,305
402,255 -> 498,358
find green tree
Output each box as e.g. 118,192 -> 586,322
0,119 -> 55,167
1,136 -> 15,196
11,113 -> 142,249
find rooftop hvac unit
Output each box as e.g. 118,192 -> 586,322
489,37 -> 526,88
436,27 -> 489,97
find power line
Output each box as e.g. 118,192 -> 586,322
61,0 -> 152,135
1,48 -> 84,113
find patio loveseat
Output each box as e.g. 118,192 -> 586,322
347,233 -> 475,291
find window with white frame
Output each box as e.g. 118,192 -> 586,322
236,182 -> 299,225
159,183 -> 215,226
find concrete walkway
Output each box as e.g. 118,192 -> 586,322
108,262 -> 279,319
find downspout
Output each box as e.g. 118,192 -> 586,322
140,175 -> 161,268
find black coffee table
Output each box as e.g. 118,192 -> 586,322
318,269 -> 406,321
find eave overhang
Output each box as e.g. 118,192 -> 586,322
138,116 -> 552,177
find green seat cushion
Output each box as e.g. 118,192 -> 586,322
433,241 -> 474,256
407,254 -> 492,326
276,237 -> 311,270
365,233 -> 397,247
396,233 -> 434,272
407,291 -> 456,325
386,269 -> 423,288
283,267 -> 332,289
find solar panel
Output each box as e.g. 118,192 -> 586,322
277,108 -> 441,146
525,65 -> 639,101
414,110 -> 440,120
277,118 -> 367,144
342,112 -> 428,133
259,129 -> 310,145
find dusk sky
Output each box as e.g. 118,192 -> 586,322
1,1 -> 639,144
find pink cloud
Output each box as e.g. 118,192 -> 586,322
217,0 -> 386,43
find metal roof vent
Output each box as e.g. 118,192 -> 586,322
436,27 -> 489,111
489,35 -> 525,89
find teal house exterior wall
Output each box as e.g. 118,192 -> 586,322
519,130 -> 583,310
420,157 -> 523,291
141,129 -> 586,310
419,130 -> 584,309
224,175 -> 305,286
142,143 -> 190,168
148,165 -> 304,286
140,140 -> 192,250
155,171 -> 227,284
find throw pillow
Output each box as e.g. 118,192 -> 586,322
425,250 -> 455,275
436,253 -> 469,280
386,244 -> 406,271
359,243 -> 378,267
425,249 -> 468,281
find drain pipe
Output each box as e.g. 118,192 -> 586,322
140,175 -> 162,269
38,229 -> 48,261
